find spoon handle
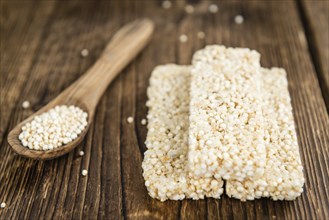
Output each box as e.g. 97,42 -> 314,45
66,18 -> 154,113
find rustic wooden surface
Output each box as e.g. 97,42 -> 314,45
0,0 -> 328,219
300,0 -> 329,109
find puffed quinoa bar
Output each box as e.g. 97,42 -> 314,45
142,65 -> 224,201
188,45 -> 266,181
226,68 -> 304,201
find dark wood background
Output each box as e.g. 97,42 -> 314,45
0,0 -> 328,219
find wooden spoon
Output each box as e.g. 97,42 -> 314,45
7,18 -> 154,160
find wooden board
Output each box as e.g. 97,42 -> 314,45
0,0 -> 328,219
300,0 -> 329,108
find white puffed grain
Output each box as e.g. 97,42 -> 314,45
162,0 -> 172,9
81,49 -> 89,57
179,35 -> 188,43
197,31 -> 205,39
185,5 -> 194,14
188,45 -> 265,181
0,202 -> 5,208
226,68 -> 304,201
82,169 -> 88,176
142,64 -> 224,202
208,4 -> 218,13
22,101 -> 30,109
127,116 -> 134,123
141,119 -> 147,125
234,15 -> 244,24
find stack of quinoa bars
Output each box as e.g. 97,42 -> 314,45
142,45 -> 304,202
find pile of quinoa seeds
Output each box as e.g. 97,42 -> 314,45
142,45 -> 305,202
19,105 -> 88,150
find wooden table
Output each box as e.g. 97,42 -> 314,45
1,1 -> 328,219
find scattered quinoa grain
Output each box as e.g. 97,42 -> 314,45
127,116 -> 134,123
208,4 -> 218,13
81,49 -> 89,57
141,119 -> 147,125
234,15 -> 244,24
0,202 -> 5,208
179,35 -> 188,43
79,150 -> 85,156
18,105 -> 88,151
185,5 -> 194,14
197,31 -> 205,39
22,101 -> 30,109
82,169 -> 88,176
162,0 -> 172,9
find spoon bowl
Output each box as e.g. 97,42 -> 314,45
7,18 -> 154,160
8,98 -> 92,160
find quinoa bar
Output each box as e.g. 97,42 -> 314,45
142,64 -> 224,201
188,45 -> 266,181
226,68 -> 304,201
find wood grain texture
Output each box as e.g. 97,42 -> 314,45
0,0 -> 328,219
300,0 -> 329,109
0,0 -> 56,153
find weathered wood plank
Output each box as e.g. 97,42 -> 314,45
0,1 -> 328,220
0,0 -> 55,151
120,1 -> 181,219
300,0 -> 329,109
